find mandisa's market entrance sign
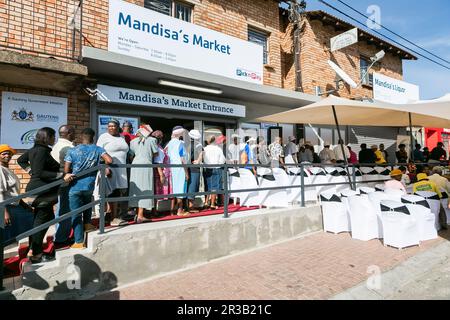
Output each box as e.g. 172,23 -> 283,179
108,0 -> 263,84
97,84 -> 246,118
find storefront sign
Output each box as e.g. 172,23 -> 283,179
331,28 -> 358,52
373,73 -> 420,104
108,0 -> 263,84
98,115 -> 139,136
97,85 -> 246,118
1,92 -> 67,149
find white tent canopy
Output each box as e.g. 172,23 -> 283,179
257,95 -> 450,128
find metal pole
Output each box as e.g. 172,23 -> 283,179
409,112 -> 415,162
300,163 -> 305,207
352,164 -> 357,190
0,204 -> 4,291
332,105 -> 354,190
223,164 -> 229,218
99,165 -> 106,234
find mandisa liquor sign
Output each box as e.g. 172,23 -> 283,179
108,0 -> 263,84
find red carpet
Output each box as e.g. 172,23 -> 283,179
3,205 -> 261,279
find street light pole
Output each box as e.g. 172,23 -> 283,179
288,0 -> 307,92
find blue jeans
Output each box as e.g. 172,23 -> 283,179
54,186 -> 72,243
205,168 -> 223,191
4,205 -> 34,243
187,171 -> 200,200
69,190 -> 93,244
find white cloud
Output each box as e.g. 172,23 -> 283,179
417,36 -> 450,49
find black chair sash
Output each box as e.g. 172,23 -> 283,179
320,194 -> 342,202
379,169 -> 391,176
364,170 -> 378,175
375,187 -> 384,192
229,171 -> 240,178
414,193 -> 441,200
258,174 -> 276,181
311,171 -> 326,176
441,192 -> 449,199
401,198 -> 430,209
380,204 -> 410,215
288,171 -> 308,177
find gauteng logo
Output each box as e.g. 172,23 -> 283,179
12,108 -> 34,121
21,129 -> 38,145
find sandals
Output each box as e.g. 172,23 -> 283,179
135,216 -> 152,224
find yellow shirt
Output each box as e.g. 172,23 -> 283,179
413,179 -> 442,198
375,150 -> 386,164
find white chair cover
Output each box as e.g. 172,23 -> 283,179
287,167 -> 316,203
320,192 -> 350,234
258,169 -> 289,208
360,167 -> 378,186
348,195 -> 380,241
228,168 -> 241,205
414,191 -> 442,230
310,167 -> 335,194
384,188 -> 405,202
380,200 -> 420,249
375,184 -> 385,192
358,186 -> 376,195
375,166 -> 391,181
368,191 -> 393,237
402,195 -> 438,241
238,169 -> 261,207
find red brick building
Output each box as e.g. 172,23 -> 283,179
0,0 -> 419,189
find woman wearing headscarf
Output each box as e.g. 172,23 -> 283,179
128,124 -> 158,223
0,145 -> 34,244
152,130 -> 172,201
166,126 -> 189,216
96,119 -> 130,227
17,127 -> 63,263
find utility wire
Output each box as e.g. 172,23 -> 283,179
317,0 -> 450,71
335,0 -> 450,65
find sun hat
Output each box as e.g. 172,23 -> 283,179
0,144 -> 16,155
416,173 -> 428,181
137,124 -> 153,138
172,126 -> 185,136
188,129 -> 201,140
390,169 -> 403,177
216,135 -> 226,144
289,136 -> 296,142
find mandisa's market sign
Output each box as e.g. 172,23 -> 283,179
108,0 -> 263,84
97,85 -> 246,118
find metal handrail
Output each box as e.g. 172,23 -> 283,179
0,161 -> 433,289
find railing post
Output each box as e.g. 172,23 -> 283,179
223,164 -> 229,218
300,163 -> 305,208
352,164 -> 357,191
99,165 -> 106,234
0,204 -> 5,291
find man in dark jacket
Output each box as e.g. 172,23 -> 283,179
358,143 -> 376,164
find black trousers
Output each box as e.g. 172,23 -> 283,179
31,197 -> 55,256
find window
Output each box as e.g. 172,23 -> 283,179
360,56 -> 381,87
248,28 -> 269,65
144,0 -> 192,22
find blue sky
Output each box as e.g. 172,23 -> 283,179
305,0 -> 450,99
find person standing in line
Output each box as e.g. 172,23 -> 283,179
242,136 -> 256,172
284,136 -> 298,164
166,126 -> 189,216
372,145 -> 387,165
152,130 -> 171,212
396,144 -> 409,164
379,144 -> 389,164
187,129 -> 203,213
347,146 -> 358,164
64,128 -> 113,248
413,144 -> 425,163
121,121 -> 136,146
299,141 -> 313,163
333,139 -> 350,164
319,142 -> 336,164
268,136 -> 285,168
50,125 -> 75,247
96,119 -> 130,227
17,128 -> 62,263
228,134 -> 240,165
0,145 -> 34,243
257,136 -> 270,166
128,125 -> 158,224
203,135 -> 226,210
358,143 -> 376,165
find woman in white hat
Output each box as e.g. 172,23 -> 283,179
129,124 -> 158,223
166,126 -> 189,216
186,129 -> 203,213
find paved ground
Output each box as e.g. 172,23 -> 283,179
95,229 -> 450,300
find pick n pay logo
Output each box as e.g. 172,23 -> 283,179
236,68 -> 262,81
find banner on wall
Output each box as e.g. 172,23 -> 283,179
1,92 -> 68,149
97,115 -> 139,136
108,0 -> 263,84
373,73 -> 420,104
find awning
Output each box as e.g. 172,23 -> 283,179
256,95 -> 450,128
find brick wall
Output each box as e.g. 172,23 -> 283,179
82,0 -> 284,88
283,17 -> 404,98
0,85 -> 89,192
